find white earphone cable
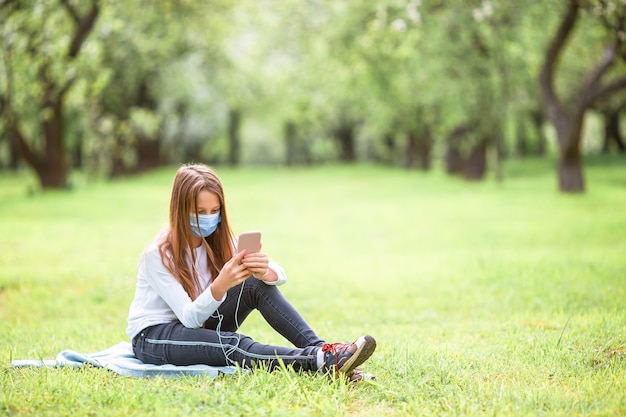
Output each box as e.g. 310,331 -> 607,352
195,255 -> 245,366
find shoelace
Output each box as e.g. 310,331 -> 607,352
321,342 -> 352,369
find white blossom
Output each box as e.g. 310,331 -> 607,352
391,18 -> 407,32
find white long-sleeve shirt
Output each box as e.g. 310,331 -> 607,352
126,236 -> 287,339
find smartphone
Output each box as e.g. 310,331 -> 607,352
237,231 -> 261,254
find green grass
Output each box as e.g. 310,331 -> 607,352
1,159 -> 625,416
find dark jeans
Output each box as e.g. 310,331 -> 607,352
132,277 -> 325,371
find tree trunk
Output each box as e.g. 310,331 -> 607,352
554,114 -> 585,192
334,121 -> 356,162
558,143 -> 584,191
550,118 -> 586,192
8,135 -> 19,171
72,140 -> 83,169
133,79 -> 163,172
109,134 -> 128,178
284,120 -> 297,166
601,109 -> 625,153
530,109 -> 547,156
515,117 -> 528,157
9,80 -> 70,188
383,132 -> 395,165
418,126 -> 432,171
110,155 -> 126,178
405,131 -> 418,169
405,123 -> 433,171
40,90 -> 69,188
463,139 -> 488,181
228,107 -> 241,166
135,135 -> 162,172
494,130 -> 504,183
445,125 -> 471,175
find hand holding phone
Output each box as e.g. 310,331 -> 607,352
237,231 -> 273,281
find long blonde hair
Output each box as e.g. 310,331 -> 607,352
159,164 -> 234,299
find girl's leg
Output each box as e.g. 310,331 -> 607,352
133,321 -> 319,371
132,322 -> 377,375
203,277 -> 325,348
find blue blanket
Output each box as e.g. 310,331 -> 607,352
10,342 -> 239,378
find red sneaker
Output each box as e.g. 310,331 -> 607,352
319,335 -> 376,375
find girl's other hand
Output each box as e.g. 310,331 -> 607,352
210,250 -> 250,300
241,252 -> 273,281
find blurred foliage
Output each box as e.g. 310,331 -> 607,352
0,0 -> 624,188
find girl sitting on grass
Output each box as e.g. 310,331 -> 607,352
126,164 -> 376,381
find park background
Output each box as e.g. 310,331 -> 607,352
1,1 -> 625,416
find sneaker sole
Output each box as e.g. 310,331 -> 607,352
337,335 -> 376,375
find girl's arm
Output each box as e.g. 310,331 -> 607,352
142,249 -> 224,328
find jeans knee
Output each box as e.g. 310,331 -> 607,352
246,276 -> 270,290
245,276 -> 279,300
